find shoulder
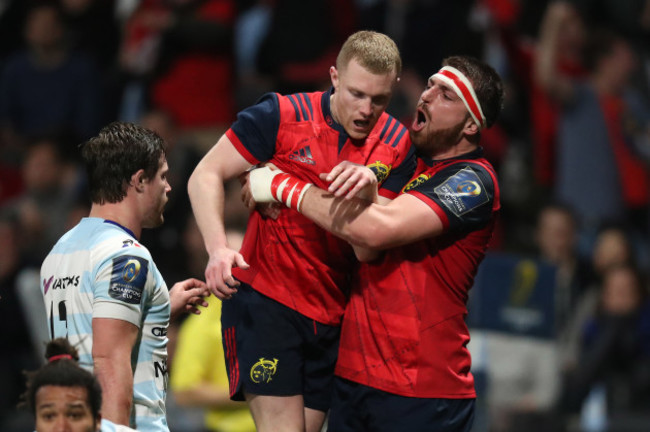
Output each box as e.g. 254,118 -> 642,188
374,113 -> 409,148
277,91 -> 322,122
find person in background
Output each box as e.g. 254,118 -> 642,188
23,337 -> 137,432
171,228 -> 255,432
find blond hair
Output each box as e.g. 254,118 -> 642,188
336,30 -> 402,76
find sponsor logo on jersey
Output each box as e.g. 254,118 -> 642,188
367,161 -> 392,184
152,326 -> 168,337
45,275 -> 81,292
43,276 -> 54,294
289,145 -> 316,165
433,167 -> 489,217
250,357 -> 278,384
109,255 -> 148,304
402,174 -> 431,193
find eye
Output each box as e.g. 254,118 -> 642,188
41,412 -> 56,421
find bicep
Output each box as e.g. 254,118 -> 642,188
376,194 -> 444,247
350,193 -> 443,250
92,318 -> 139,360
192,135 -> 253,183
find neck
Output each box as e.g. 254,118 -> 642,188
329,93 -> 341,124
431,135 -> 479,161
89,203 -> 142,239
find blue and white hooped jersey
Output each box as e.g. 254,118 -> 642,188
41,217 -> 171,432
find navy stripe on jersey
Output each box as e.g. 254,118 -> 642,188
390,124 -> 408,148
300,93 -> 314,121
383,120 -> 401,146
299,93 -> 314,121
379,117 -> 394,142
287,94 -> 302,121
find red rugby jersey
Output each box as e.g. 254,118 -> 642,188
335,149 -> 500,397
228,89 -> 415,325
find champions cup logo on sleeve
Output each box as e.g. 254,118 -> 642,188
123,259 -> 141,282
367,161 -> 392,184
250,357 -> 278,384
434,167 -> 489,217
456,180 -> 482,196
109,255 -> 148,304
432,66 -> 486,129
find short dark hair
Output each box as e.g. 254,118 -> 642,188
23,338 -> 102,420
442,56 -> 504,128
81,122 -> 166,204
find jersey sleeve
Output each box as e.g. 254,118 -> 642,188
379,142 -> 417,198
226,92 -> 280,164
407,163 -> 496,231
92,247 -> 155,327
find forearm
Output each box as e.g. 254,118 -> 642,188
188,168 -> 230,254
299,187 -> 388,249
534,2 -> 574,101
94,356 -> 134,425
174,384 -> 242,410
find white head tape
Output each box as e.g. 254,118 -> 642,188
431,66 -> 486,129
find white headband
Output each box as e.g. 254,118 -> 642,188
431,66 -> 486,129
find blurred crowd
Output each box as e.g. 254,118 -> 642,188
2,0 -> 650,431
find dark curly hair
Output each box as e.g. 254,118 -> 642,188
23,338 -> 102,420
81,121 -> 166,204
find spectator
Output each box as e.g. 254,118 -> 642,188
536,2 -> 650,255
0,3 -> 102,152
3,137 -> 79,264
559,264 -> 650,429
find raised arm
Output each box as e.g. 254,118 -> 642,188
187,135 -> 252,298
534,1 -> 578,103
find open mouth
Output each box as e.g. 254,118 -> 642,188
353,119 -> 370,129
412,108 -> 427,132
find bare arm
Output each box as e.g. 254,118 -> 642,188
299,186 -> 444,250
187,135 -> 252,298
92,318 -> 139,427
174,384 -> 242,410
534,1 -> 578,103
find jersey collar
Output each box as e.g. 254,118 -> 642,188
103,219 -> 136,239
419,146 -> 485,167
321,86 -> 347,135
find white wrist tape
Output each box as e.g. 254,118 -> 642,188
249,166 -> 285,203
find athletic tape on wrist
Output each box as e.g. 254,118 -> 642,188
272,175 -> 312,212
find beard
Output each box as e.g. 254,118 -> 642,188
413,121 -> 466,158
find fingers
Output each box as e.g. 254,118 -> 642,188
320,162 -> 377,199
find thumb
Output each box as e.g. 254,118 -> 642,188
234,254 -> 250,269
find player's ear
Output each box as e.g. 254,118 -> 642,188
464,117 -> 480,137
132,170 -> 146,192
330,66 -> 339,90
